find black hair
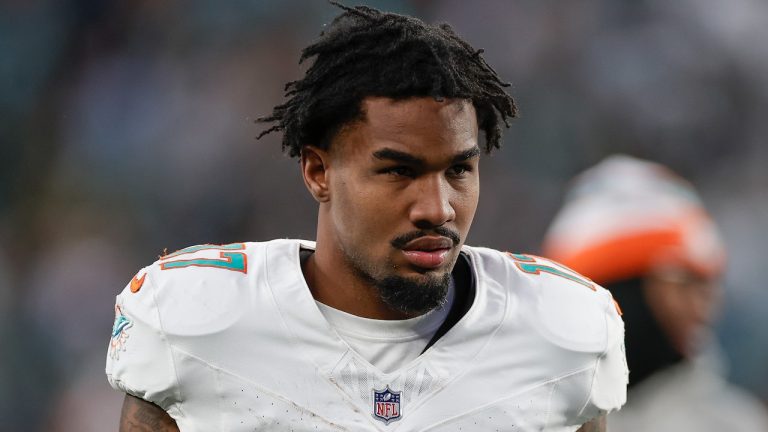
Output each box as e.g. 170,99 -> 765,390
257,2 -> 518,157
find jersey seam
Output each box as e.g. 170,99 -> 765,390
169,345 -> 348,431
543,379 -> 558,428
576,297 -> 612,418
331,329 -> 440,342
405,247 -> 507,416
107,375 -> 144,400
146,267 -> 188,422
421,364 -> 596,431
262,241 -> 326,368
263,241 -> 362,409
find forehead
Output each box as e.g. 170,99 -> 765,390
331,97 -> 479,160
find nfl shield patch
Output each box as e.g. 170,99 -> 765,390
372,386 -> 402,425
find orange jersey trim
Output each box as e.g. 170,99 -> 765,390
130,272 -> 147,293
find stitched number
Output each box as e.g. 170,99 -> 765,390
506,253 -> 595,291
159,243 -> 247,273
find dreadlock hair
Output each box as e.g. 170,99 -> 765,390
257,2 -> 518,158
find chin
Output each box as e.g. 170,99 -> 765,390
375,271 -> 452,315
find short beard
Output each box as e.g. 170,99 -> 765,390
339,225 -> 459,316
342,246 -> 452,316
375,273 -> 451,316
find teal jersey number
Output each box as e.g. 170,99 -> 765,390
507,253 -> 594,291
159,243 -> 247,274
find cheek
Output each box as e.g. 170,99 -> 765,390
455,181 -> 480,226
331,178 -> 393,241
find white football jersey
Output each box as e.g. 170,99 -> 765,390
106,239 -> 627,431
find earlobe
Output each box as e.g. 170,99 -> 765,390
301,146 -> 331,203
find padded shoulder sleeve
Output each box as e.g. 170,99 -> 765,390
505,253 -> 619,353
478,249 -> 628,419
105,265 -> 179,410
577,294 -> 628,420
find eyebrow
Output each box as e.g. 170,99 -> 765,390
372,146 -> 481,165
452,146 -> 481,163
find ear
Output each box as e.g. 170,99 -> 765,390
301,146 -> 331,203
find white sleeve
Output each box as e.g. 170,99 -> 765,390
578,299 -> 629,420
105,267 -> 179,410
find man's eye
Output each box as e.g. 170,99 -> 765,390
448,164 -> 472,177
382,166 -> 415,178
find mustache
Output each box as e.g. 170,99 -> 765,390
391,227 -> 461,249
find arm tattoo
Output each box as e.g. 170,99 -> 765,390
577,415 -> 606,432
120,394 -> 179,432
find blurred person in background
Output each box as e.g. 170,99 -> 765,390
542,155 -> 768,431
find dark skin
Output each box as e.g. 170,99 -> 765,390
580,415 -> 607,431
118,97 -> 607,431
302,97 -> 479,319
119,395 -> 178,432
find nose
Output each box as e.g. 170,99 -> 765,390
409,175 -> 456,228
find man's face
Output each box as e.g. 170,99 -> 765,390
644,266 -> 721,356
321,97 -> 480,315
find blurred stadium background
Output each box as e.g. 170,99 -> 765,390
1,0 -> 767,430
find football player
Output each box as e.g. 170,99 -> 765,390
107,3 -> 627,431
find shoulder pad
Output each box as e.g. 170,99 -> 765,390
505,253 -> 623,353
128,242 -> 264,337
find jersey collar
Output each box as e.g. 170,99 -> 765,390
264,239 -> 508,381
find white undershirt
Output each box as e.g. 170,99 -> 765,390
316,281 -> 455,374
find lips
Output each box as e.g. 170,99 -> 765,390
400,236 -> 454,269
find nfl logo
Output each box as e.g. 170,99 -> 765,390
372,386 -> 402,425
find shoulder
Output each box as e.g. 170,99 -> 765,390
117,240 -> 306,336
464,245 -> 624,353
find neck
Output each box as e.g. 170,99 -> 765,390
303,247 -> 417,321
304,223 -> 418,320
